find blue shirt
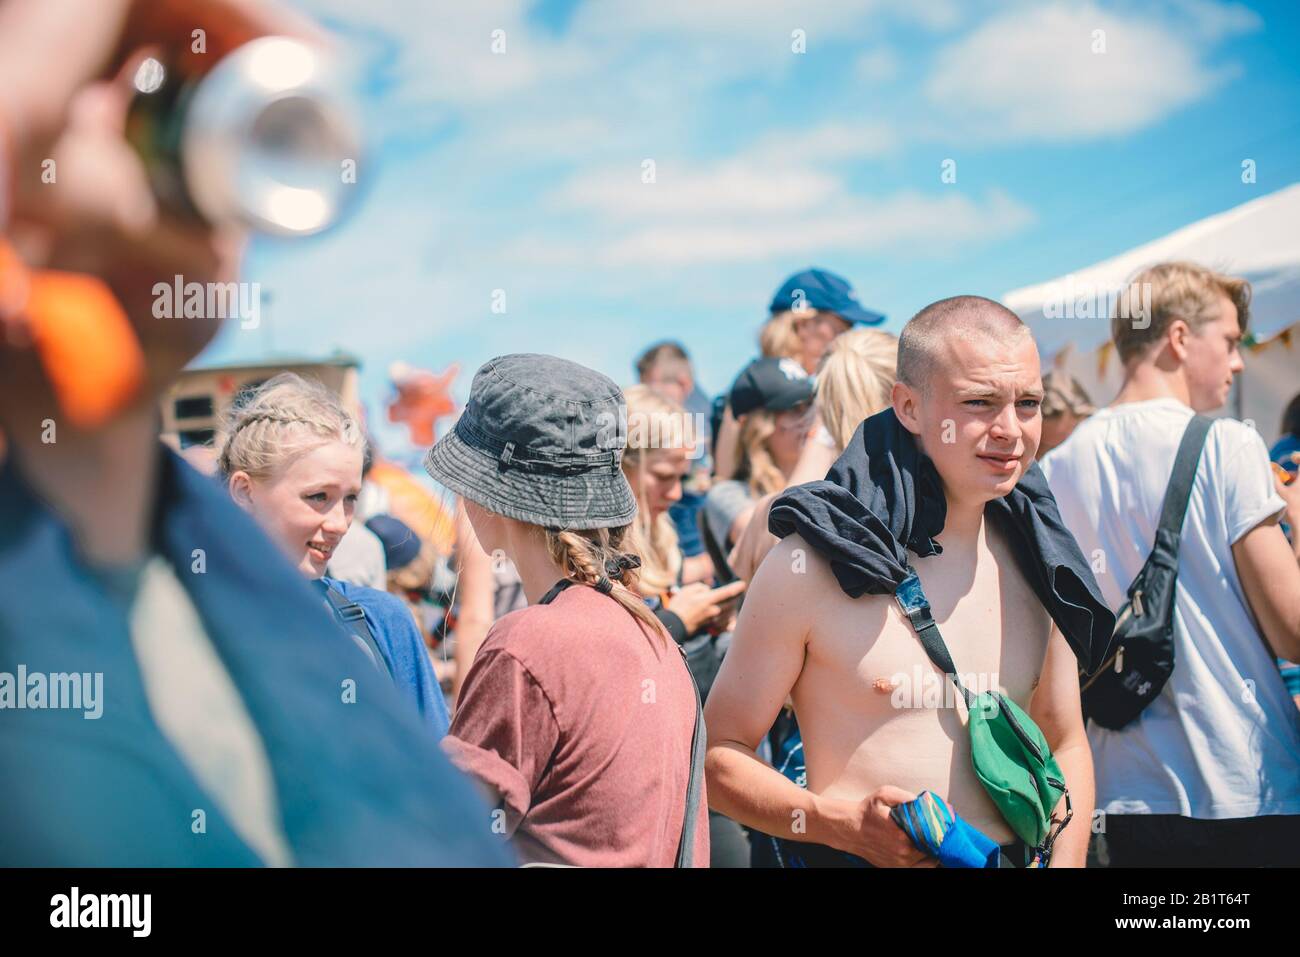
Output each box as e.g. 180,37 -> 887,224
0,447 -> 511,866
1270,433 -> 1300,473
316,576 -> 450,736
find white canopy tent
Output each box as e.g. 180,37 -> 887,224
1003,182 -> 1300,440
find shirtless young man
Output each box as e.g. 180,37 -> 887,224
704,296 -> 1098,867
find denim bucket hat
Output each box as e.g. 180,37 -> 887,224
424,354 -> 637,530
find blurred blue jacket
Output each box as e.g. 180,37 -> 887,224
0,447 -> 511,866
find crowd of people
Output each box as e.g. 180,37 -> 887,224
2,0 -> 1299,869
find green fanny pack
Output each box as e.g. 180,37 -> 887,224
895,569 -> 1072,862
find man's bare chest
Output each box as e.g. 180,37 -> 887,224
805,536 -> 1052,708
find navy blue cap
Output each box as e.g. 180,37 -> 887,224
729,357 -> 815,417
769,268 -> 884,325
365,515 -> 423,572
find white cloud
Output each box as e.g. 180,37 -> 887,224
292,0 -> 593,109
511,188 -> 1034,266
1165,0 -> 1262,42
924,1 -> 1242,141
747,121 -> 899,164
550,161 -> 842,219
854,48 -> 900,83
568,0 -> 961,40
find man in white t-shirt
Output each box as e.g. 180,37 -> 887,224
1041,261 -> 1300,866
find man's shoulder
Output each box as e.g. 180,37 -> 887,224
757,532 -> 868,602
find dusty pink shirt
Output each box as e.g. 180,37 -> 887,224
444,582 -> 709,867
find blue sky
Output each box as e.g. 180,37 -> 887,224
199,0 -> 1300,460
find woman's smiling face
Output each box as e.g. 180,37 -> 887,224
232,440 -> 364,578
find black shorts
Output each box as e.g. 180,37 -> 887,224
1103,813 -> 1300,867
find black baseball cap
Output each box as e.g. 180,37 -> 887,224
729,357 -> 815,417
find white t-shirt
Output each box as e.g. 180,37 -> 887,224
1041,397 -> 1300,819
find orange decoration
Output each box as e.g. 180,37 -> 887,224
0,241 -> 145,429
387,362 -> 459,447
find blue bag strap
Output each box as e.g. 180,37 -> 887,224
894,569 -> 975,709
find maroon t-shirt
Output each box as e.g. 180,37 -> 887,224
444,582 -> 709,867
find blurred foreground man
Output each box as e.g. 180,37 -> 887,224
0,0 -> 507,865
1041,262 -> 1300,866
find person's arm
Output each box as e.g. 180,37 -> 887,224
728,492 -> 778,582
442,645 -> 558,837
1231,459 -> 1300,663
726,502 -> 756,549
1028,623 -> 1093,868
786,413 -> 838,485
451,502 -> 495,704
712,405 -> 741,480
704,535 -> 932,866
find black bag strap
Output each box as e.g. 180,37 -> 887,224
323,584 -> 395,683
675,647 -> 706,868
697,507 -> 738,585
538,578 -> 704,867
894,569 -> 976,710
1154,414 -> 1214,557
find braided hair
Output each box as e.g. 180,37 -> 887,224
217,372 -> 366,481
544,526 -> 667,645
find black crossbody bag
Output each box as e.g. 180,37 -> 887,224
1080,414 -> 1212,730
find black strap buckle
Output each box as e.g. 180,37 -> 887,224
336,603 -> 366,622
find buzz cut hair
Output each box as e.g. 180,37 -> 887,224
896,295 -> 1031,388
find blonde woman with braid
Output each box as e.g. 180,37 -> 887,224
218,373 -> 449,735
425,354 -> 709,867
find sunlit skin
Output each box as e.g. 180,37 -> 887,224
794,311 -> 852,374
767,402 -> 815,476
228,440 -> 362,579
1038,411 -> 1082,458
895,335 -> 1044,510
625,446 -> 692,520
642,369 -> 692,407
1179,294 -> 1245,413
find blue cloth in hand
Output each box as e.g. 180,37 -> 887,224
890,790 -> 1000,868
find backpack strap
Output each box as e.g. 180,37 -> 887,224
1154,415 -> 1214,556
894,569 -> 975,709
323,583 -> 395,683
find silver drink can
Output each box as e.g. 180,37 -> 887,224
128,36 -> 364,237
